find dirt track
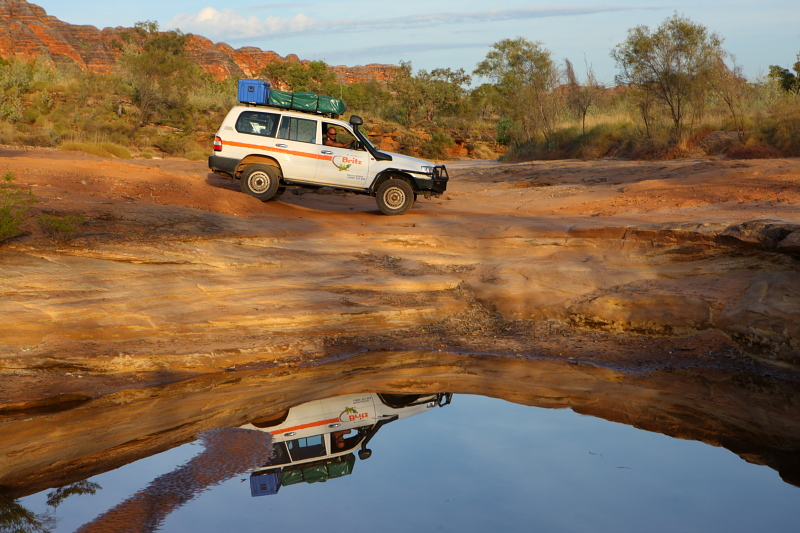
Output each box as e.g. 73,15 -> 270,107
1,147 -> 800,407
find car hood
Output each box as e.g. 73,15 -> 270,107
382,152 -> 437,171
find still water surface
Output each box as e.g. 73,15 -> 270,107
19,394 -> 798,532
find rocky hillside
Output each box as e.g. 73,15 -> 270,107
0,0 -> 395,83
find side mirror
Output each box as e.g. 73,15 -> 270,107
349,115 -> 363,126
358,448 -> 372,460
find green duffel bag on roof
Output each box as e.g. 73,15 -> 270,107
317,95 -> 346,115
266,90 -> 346,116
267,89 -> 293,109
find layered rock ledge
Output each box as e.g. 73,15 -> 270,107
2,148 -> 800,493
1,149 -> 798,407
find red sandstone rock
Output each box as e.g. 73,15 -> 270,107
0,0 -> 396,83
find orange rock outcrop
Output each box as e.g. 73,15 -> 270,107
0,0 -> 396,83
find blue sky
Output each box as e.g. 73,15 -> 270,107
31,0 -> 800,85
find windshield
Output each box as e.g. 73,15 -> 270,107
353,127 -> 377,151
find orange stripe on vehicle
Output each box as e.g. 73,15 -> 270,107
225,140 -> 333,161
270,417 -> 341,435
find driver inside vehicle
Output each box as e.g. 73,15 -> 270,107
324,126 -> 349,148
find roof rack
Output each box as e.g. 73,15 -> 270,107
238,79 -> 345,119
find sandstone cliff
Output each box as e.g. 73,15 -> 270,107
0,0 -> 395,83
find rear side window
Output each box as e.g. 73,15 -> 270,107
277,116 -> 317,144
235,111 -> 280,137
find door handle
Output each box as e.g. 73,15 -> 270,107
321,150 -> 333,155
276,143 -> 288,148
283,431 -> 296,437
328,423 -> 341,428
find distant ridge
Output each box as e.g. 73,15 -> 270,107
0,0 -> 396,85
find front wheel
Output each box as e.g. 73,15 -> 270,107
376,179 -> 415,215
240,164 -> 280,201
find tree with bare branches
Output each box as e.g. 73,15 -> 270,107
564,58 -> 604,135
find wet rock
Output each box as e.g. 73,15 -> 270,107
567,293 -> 712,335
777,230 -> 800,254
2,152 -> 800,411
720,219 -> 800,250
716,273 -> 800,360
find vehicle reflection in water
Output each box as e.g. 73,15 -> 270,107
3,351 -> 800,531
245,392 -> 452,496
23,393 -> 451,532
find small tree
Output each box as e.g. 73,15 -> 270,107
710,59 -> 752,140
768,53 -> 800,94
340,81 -> 389,113
389,61 -> 425,126
564,58 -> 604,135
0,173 -> 36,243
468,83 -> 502,121
0,58 -> 55,123
261,60 -> 335,93
474,38 -> 561,144
389,62 -> 471,127
416,67 -> 471,123
611,13 -> 726,140
118,21 -> 201,134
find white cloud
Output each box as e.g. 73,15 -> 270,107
168,7 -> 321,38
168,5 -> 639,41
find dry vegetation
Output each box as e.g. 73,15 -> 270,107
1,16 -> 799,163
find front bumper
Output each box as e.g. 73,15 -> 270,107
410,165 -> 448,194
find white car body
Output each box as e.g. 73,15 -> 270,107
244,392 -> 452,495
208,106 -> 449,215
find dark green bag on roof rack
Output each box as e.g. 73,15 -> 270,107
268,90 -> 346,116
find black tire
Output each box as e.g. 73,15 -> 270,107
240,164 -> 280,201
269,187 -> 286,201
378,393 -> 422,409
249,410 -> 289,428
376,178 -> 415,215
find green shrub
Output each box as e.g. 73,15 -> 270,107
37,213 -> 86,240
0,173 -> 37,243
59,142 -> 131,158
495,117 -> 516,146
420,131 -> 454,159
100,142 -> 132,158
153,133 -> 202,158
471,144 -> 497,159
0,92 -> 23,122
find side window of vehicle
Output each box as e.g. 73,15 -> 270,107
277,116 -> 318,144
235,111 -> 280,137
286,435 -> 327,461
322,123 -> 359,148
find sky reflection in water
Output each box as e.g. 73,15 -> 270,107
22,394 -> 799,533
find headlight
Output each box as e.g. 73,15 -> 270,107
420,166 -> 435,175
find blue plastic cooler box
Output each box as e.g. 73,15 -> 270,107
250,472 -> 280,496
238,79 -> 271,105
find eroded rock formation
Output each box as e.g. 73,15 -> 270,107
0,0 -> 396,82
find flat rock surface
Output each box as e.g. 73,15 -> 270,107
1,148 -> 800,407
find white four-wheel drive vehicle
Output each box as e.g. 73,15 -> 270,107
208,106 -> 449,215
243,392 -> 452,496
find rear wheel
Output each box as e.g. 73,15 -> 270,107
376,178 -> 414,215
249,410 -> 289,428
240,164 -> 280,201
270,187 -> 286,201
